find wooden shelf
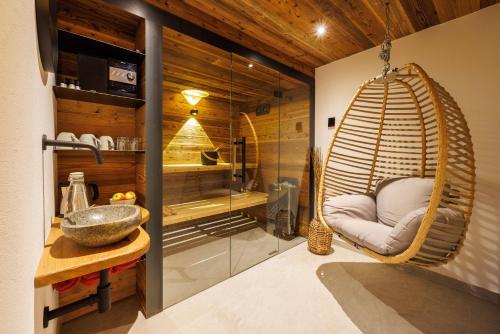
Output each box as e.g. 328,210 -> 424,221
163,191 -> 268,226
35,207 -> 150,288
58,29 -> 144,64
53,86 -> 145,108
55,150 -> 145,155
163,163 -> 257,174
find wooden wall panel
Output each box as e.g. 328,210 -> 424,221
135,105 -> 146,207
135,153 -> 146,207
135,20 -> 146,52
56,99 -> 140,208
56,51 -> 78,83
57,0 -> 142,50
162,89 -> 234,206
57,99 -> 136,139
135,104 -> 146,147
163,172 -> 232,206
162,92 -> 232,165
240,86 -> 311,236
240,101 -> 279,197
135,260 -> 147,315
56,152 -> 137,207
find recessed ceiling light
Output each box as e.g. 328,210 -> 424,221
315,24 -> 327,37
248,63 -> 254,68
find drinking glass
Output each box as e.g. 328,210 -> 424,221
116,137 -> 130,151
130,137 -> 142,151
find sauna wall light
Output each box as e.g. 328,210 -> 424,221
182,89 -> 208,117
182,89 -> 209,106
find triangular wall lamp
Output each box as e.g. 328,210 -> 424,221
181,89 -> 209,116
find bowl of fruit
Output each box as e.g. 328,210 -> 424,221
110,191 -> 136,205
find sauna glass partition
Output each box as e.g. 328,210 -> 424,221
162,27 -> 310,308
230,54 -> 280,275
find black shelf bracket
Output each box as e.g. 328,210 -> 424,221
43,270 -> 111,328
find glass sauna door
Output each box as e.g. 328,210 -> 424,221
229,55 -> 280,275
162,28 -> 233,307
277,76 -> 311,252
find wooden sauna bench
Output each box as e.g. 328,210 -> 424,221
163,163 -> 257,174
163,191 -> 268,226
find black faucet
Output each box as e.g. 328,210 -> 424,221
42,134 -> 104,164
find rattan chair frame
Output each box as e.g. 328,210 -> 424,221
317,63 -> 475,266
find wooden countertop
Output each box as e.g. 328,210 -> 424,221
35,207 -> 150,288
163,191 -> 268,226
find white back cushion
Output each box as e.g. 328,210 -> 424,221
375,177 -> 434,227
323,194 -> 377,222
385,206 -> 464,255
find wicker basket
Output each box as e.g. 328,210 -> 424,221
308,218 -> 333,255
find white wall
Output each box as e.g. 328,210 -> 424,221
316,4 -> 500,294
0,1 -> 58,333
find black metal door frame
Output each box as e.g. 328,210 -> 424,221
105,0 -> 315,317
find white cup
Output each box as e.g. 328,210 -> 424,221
56,132 -> 79,150
79,134 -> 101,148
99,136 -> 114,150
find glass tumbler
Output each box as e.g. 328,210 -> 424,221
116,137 -> 130,151
130,137 -> 142,151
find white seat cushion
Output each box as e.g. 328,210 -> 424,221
322,194 -> 391,254
375,177 -> 434,227
321,187 -> 463,256
325,217 -> 393,255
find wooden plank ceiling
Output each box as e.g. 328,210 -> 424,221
147,0 -> 499,76
163,28 -> 306,103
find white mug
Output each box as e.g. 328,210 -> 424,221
79,134 -> 101,148
99,136 -> 114,150
56,132 -> 79,150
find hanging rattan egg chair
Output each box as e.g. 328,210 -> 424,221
316,62 -> 475,266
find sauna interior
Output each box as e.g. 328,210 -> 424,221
162,28 -> 311,306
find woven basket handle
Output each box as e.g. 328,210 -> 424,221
201,151 -> 219,162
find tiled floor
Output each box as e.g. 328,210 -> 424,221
63,238 -> 500,334
163,226 -> 304,307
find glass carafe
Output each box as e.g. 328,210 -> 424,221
65,172 -> 89,216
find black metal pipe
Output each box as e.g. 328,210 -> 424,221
42,269 -> 111,328
42,134 -> 104,164
43,295 -> 99,328
97,269 -> 111,313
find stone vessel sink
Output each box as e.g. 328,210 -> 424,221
61,205 -> 141,247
